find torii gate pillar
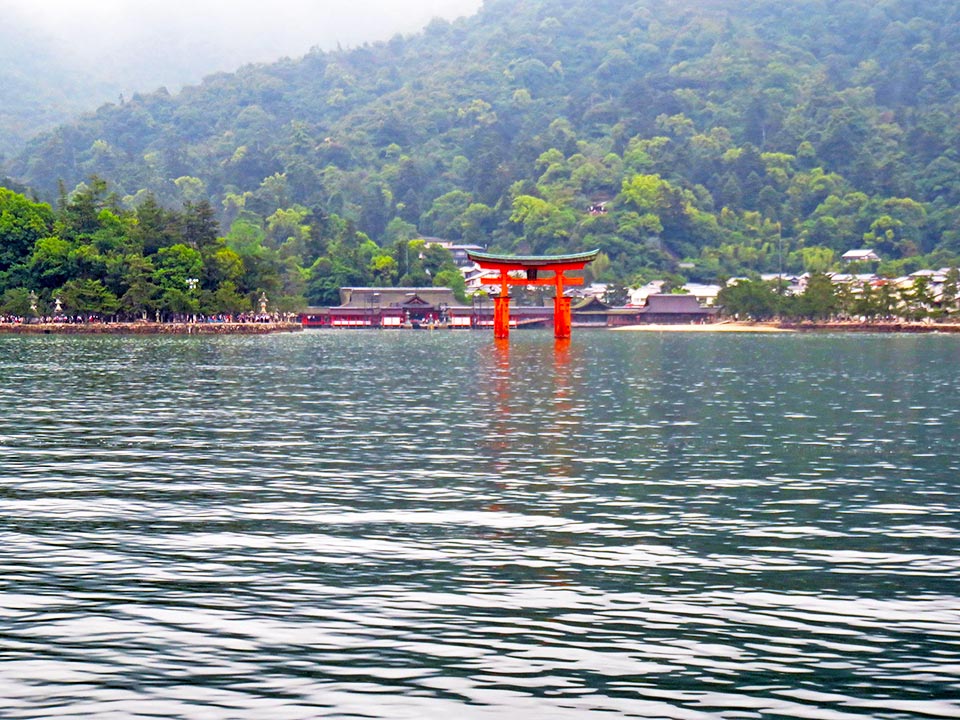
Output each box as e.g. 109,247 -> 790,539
555,294 -> 572,340
467,250 -> 599,341
493,295 -> 511,340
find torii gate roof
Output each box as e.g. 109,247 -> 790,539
467,249 -> 599,269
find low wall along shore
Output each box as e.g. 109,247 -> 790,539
0,322 -> 303,335
3,320 -> 959,336
781,320 -> 960,333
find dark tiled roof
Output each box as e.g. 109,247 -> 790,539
571,297 -> 612,312
338,287 -> 457,308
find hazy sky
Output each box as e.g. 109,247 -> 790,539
4,0 -> 483,91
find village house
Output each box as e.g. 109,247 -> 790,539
841,249 -> 881,264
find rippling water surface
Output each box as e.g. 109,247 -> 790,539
1,330 -> 959,719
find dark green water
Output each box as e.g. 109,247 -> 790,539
1,330 -> 958,719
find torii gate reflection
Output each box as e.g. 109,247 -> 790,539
481,337 -> 581,587
466,250 -> 599,340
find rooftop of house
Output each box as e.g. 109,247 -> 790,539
338,287 -> 459,308
841,249 -> 881,261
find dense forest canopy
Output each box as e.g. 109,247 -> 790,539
2,0 -> 959,311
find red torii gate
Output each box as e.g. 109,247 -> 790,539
467,249 -> 599,340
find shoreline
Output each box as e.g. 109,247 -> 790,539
3,320 -> 959,336
0,322 -> 304,335
780,320 -> 960,333
613,322 -> 791,333
614,320 -> 960,333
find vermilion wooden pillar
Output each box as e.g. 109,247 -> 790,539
554,293 -> 572,339
493,295 -> 511,339
467,250 -> 599,341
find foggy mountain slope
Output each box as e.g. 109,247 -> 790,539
0,16 -> 107,157
0,0 -> 481,157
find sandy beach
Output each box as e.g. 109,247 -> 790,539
612,322 -> 792,333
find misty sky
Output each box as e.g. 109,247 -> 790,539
4,0 -> 483,93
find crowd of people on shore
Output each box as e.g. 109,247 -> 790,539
1,314 -> 79,324
0,312 -> 300,325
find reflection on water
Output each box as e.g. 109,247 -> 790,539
1,331 -> 959,718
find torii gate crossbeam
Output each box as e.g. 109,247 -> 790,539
467,250 -> 599,340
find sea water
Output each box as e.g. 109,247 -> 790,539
1,330 -> 958,718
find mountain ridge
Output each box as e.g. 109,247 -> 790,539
4,0 -> 960,284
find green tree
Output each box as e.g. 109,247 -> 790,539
421,243 -> 456,277
132,194 -> 175,255
180,201 -> 219,251
29,236 -> 74,289
799,246 -> 835,273
58,278 -> 119,318
173,176 -> 207,204
0,189 -> 55,285
620,174 -> 664,213
266,207 -> 310,254
617,211 -> 662,242
433,267 -> 467,302
158,288 -> 199,317
717,278 -> 779,320
369,253 -> 399,286
509,195 -> 576,254
1,287 -> 36,317
120,276 -> 161,320
459,203 -> 496,244
153,243 -> 203,292
940,267 -> 959,316
203,244 -> 244,288
899,275 -> 933,321
58,177 -> 113,240
603,282 -> 629,306
208,280 -> 249,315
849,281 -> 880,319
421,190 -> 473,238
794,273 -> 838,320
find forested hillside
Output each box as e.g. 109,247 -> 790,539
3,0 -> 960,307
